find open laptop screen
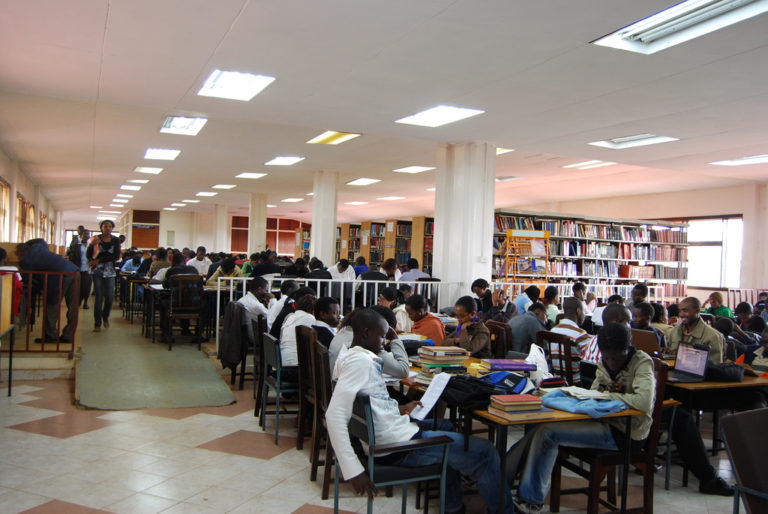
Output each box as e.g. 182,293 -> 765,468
676,344 -> 708,376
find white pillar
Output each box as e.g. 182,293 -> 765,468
8,163 -> 18,242
309,170 -> 338,266
432,142 -> 496,306
248,193 -> 267,253
740,184 -> 768,288
55,211 -> 63,246
213,204 -> 229,252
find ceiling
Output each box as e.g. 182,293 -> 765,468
0,0 -> 767,227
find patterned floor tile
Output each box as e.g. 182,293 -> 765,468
19,499 -> 110,513
8,411 -> 114,438
196,429 -> 297,460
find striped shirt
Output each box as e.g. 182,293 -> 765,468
550,318 -> 595,384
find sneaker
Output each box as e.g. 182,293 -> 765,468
103,319 -> 110,328
699,476 -> 734,496
93,326 -> 101,332
514,498 -> 544,514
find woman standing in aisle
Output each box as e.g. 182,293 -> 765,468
87,219 -> 121,332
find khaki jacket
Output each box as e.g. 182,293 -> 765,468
668,319 -> 724,364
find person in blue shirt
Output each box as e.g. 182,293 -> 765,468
513,285 -> 540,313
353,256 -> 369,276
120,252 -> 143,273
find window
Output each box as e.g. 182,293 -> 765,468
685,217 -> 743,289
16,193 -> 34,242
0,178 -> 9,240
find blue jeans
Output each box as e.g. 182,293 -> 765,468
392,420 -> 513,513
518,421 -> 617,505
91,275 -> 115,327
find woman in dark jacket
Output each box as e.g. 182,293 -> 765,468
86,219 -> 121,331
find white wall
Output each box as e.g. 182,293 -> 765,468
158,210 -> 194,249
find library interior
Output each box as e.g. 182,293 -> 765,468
1,1 -> 768,514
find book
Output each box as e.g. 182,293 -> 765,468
419,346 -> 468,356
490,400 -> 543,412
418,355 -> 467,365
487,406 -> 556,422
490,394 -> 541,405
480,359 -> 537,371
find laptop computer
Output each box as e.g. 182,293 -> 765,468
668,343 -> 709,383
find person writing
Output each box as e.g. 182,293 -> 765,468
442,295 -> 491,358
404,294 -> 445,344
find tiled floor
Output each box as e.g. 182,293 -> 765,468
0,313 -> 737,513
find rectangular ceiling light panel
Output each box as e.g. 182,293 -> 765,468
134,167 -> 163,174
197,69 -> 275,101
144,148 -> 180,160
265,156 -> 304,166
235,172 -> 267,179
589,133 -> 679,149
393,166 -> 435,174
709,153 -> 768,166
346,178 -> 381,186
592,0 -> 768,54
395,105 -> 485,127
160,116 -> 208,136
306,131 -> 361,145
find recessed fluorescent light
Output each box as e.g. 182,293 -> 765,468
592,0 -> 768,55
144,148 -> 180,160
109,204 -> 123,208
346,178 -> 381,186
212,184 -> 236,189
197,69 -> 275,101
115,193 -> 134,198
120,185 -> 141,191
90,205 -> 102,209
112,199 -> 128,204
709,153 -> 768,166
182,199 -> 200,203
306,192 -> 314,196
426,187 -> 436,192
344,201 -> 368,206
235,172 -> 267,179
160,116 -> 207,136
96,216 -> 114,221
306,130 -> 361,145
496,148 -> 515,155
266,204 -> 277,208
589,133 -> 679,149
563,160 -> 617,170
196,192 -> 218,197
495,176 -> 523,183
377,196 -> 406,201
281,198 -> 304,203
393,166 -> 435,174
163,207 -> 177,211
396,105 -> 485,128
127,179 -> 149,184
170,203 -> 186,207
99,210 -> 121,214
134,167 -> 163,174
265,156 -> 304,166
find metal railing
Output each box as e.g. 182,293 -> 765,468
491,281 -> 666,304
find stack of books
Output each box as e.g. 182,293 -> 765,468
414,346 -> 470,385
487,394 -> 555,421
414,362 -> 467,385
479,359 -> 537,372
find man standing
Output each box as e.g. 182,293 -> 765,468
68,228 -> 92,309
668,297 -> 724,364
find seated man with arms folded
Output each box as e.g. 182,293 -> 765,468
326,308 -> 513,514
442,295 -> 491,359
404,294 -> 445,344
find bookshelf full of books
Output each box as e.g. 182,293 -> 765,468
360,221 -> 386,268
494,210 -> 688,301
411,216 -> 435,275
339,223 -> 361,262
384,219 -> 413,266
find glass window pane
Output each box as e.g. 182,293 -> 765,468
687,245 -> 722,288
723,218 -> 743,288
688,219 -> 724,242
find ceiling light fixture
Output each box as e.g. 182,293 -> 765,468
182,199 -> 200,203
196,192 -> 218,197
163,207 -> 177,211
111,199 -> 128,204
495,176 -> 523,182
377,196 -> 406,201
265,156 -> 304,166
496,148 -> 515,155
709,153 -> 768,166
281,198 -> 304,203
346,178 -> 381,186
134,167 -> 163,174
99,210 -> 121,214
127,179 -> 149,184
109,204 -> 123,208
144,148 -> 180,160
115,193 -> 134,198
120,185 -> 141,191
393,166 -> 435,174
592,0 -> 768,55
197,69 -> 275,101
306,130 -> 361,145
212,184 -> 236,189
266,204 -> 277,208
170,203 -> 186,207
396,105 -> 485,127
160,116 -> 208,136
235,172 -> 267,179
344,201 -> 368,206
90,205 -> 102,209
589,133 -> 679,149
563,160 -> 617,170
426,187 -> 436,192
306,192 -> 314,196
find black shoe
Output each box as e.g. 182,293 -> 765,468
34,336 -> 58,343
83,304 -> 89,309
59,336 -> 72,343
699,476 -> 734,496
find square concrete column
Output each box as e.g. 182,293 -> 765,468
432,142 -> 496,305
248,193 -> 267,253
309,170 -> 338,267
213,204 -> 229,252
741,184 -> 768,288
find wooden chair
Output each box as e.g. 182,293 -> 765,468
295,325 -> 317,451
631,328 -> 662,358
334,392 -> 453,514
485,320 -> 508,359
722,408 -> 768,514
258,332 -> 299,445
220,301 -> 251,389
311,341 -> 333,498
550,357 -> 669,514
166,275 -> 204,351
252,316 -> 267,406
536,330 -> 579,385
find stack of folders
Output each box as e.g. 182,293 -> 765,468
487,394 -> 555,421
414,346 -> 470,385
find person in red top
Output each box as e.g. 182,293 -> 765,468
404,294 -> 445,344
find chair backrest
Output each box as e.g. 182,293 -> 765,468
643,358 -> 669,460
168,274 -> 203,312
262,332 -> 282,372
536,330 -> 577,385
631,329 -> 661,358
350,392 -> 375,447
296,325 -> 317,395
253,315 -> 267,352
312,341 -> 333,412
722,408 -> 768,514
485,320 -> 508,359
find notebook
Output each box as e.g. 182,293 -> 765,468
668,344 -> 709,383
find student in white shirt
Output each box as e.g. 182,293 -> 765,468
326,308 -> 513,514
312,296 -> 341,347
266,280 -> 299,329
237,276 -> 276,339
393,284 -> 413,332
279,293 -> 316,382
188,246 -> 212,276
329,259 -> 356,281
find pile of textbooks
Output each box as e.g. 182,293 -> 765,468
414,346 -> 469,385
486,394 -> 554,421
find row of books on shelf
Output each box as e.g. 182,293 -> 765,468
424,238 -> 433,251
495,215 -> 536,232
618,265 -> 654,279
395,238 -> 411,251
396,224 -> 412,236
370,224 -> 385,237
423,252 -> 433,266
369,251 -> 383,264
581,260 -> 621,278
348,241 -> 360,251
650,229 -> 686,244
663,283 -> 687,297
395,253 -> 411,265
541,220 -> 623,240
425,220 -> 434,236
550,240 -> 618,259
653,266 -> 688,279
651,246 -> 687,261
618,265 -> 688,280
349,227 -> 360,238
369,239 -> 384,250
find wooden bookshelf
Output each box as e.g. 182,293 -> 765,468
294,226 -> 311,260
411,216 -> 434,275
360,221 -> 385,268
339,223 -> 361,262
384,219 -> 412,266
494,210 -> 688,300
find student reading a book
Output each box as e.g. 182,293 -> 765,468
442,295 -> 491,359
405,294 -> 445,344
512,323 -> 656,513
541,286 -> 560,325
326,308 -> 513,514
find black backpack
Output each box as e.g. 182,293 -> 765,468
441,375 -> 505,411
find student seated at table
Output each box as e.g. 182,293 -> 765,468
541,286 -> 560,325
550,297 -> 594,383
157,252 -> 200,341
513,285 -> 540,314
269,286 -> 315,339
312,296 -> 341,347
630,302 -> 666,348
703,291 -> 733,318
667,297 -> 724,363
278,293 -> 316,383
442,295 -> 491,358
507,302 -> 547,354
266,280 -> 299,330
205,257 -> 242,286
473,282 -> 518,324
393,284 -> 413,332
237,276 -> 275,338
650,301 -> 674,337
326,308 -> 513,514
404,294 -> 445,344
376,286 -> 398,310
591,295 -> 624,329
